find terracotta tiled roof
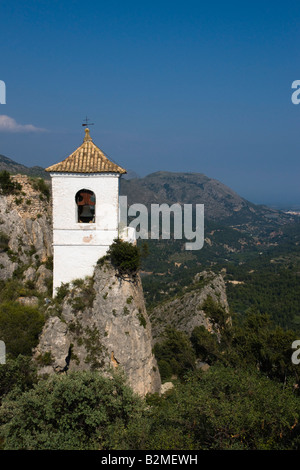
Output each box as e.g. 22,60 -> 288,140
45,128 -> 127,174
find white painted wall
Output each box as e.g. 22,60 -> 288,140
51,172 -> 121,293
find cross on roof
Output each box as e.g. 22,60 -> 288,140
82,116 -> 94,127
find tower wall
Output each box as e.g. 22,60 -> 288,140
50,172 -> 120,293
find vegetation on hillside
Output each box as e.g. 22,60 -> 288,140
0,171 -> 22,195
0,172 -> 300,449
1,307 -> 300,450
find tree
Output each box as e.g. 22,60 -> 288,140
0,370 -> 145,450
191,325 -> 221,364
229,312 -> 300,382
0,355 -> 37,405
153,327 -> 196,380
106,238 -> 141,276
140,365 -> 300,450
0,302 -> 45,358
0,171 -> 21,195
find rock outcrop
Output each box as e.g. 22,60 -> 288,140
34,260 -> 161,396
0,174 -> 52,291
149,270 -> 230,342
0,175 -> 161,396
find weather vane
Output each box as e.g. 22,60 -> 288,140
82,116 -> 94,127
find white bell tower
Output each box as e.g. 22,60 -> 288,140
46,127 -> 127,294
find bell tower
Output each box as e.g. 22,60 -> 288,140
46,127 -> 127,294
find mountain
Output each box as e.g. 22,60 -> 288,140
0,153 -> 294,230
1,153 -> 297,252
119,172 -> 300,312
0,154 -> 50,179
120,171 -> 293,228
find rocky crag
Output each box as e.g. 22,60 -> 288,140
149,270 -> 230,342
0,174 -> 53,291
34,260 -> 161,396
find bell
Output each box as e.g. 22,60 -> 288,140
80,205 -> 94,219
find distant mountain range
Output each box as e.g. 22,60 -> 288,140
120,171 -> 295,231
2,152 -> 299,315
0,153 -> 296,233
0,154 -> 49,179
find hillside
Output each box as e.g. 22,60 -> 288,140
1,172 -> 300,450
0,154 -> 49,179
1,157 -> 298,329
1,154 -> 294,231
120,171 -> 294,228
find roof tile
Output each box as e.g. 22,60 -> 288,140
45,128 -> 127,174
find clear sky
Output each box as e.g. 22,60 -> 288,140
1,0 -> 300,206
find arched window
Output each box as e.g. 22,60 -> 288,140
75,189 -> 96,223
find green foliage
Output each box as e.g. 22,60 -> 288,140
201,295 -> 229,331
0,232 -> 9,252
0,171 -> 21,195
191,325 -> 221,364
43,256 -> 53,271
29,177 -> 50,201
107,238 -> 141,276
35,351 -> 53,366
0,356 -> 38,405
225,251 -> 300,330
137,309 -> 147,328
0,279 -> 24,303
0,370 -> 145,450
0,301 -> 45,358
153,327 -> 196,380
141,365 -> 300,450
69,277 -> 95,312
54,282 -> 70,303
227,312 -> 299,382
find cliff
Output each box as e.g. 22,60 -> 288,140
149,270 -> 230,342
34,260 -> 161,396
0,174 -> 53,291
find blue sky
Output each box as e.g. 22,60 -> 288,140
1,0 -> 300,206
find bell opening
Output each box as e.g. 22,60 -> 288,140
75,189 -> 96,223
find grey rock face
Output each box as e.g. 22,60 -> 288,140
0,175 -> 52,287
34,261 -> 161,396
149,270 -> 230,342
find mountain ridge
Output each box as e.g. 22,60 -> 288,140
0,154 -> 49,179
0,152 -> 296,232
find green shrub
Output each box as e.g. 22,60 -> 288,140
55,282 -> 70,303
29,177 -> 50,201
106,238 -> 141,276
35,351 -> 53,366
137,309 -> 147,328
201,295 -> 229,331
191,325 -> 220,364
153,327 -> 196,379
0,171 -> 22,195
44,256 -> 53,271
0,232 -> 9,252
157,359 -> 173,382
0,301 -> 45,357
0,370 -> 144,450
0,355 -> 38,405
